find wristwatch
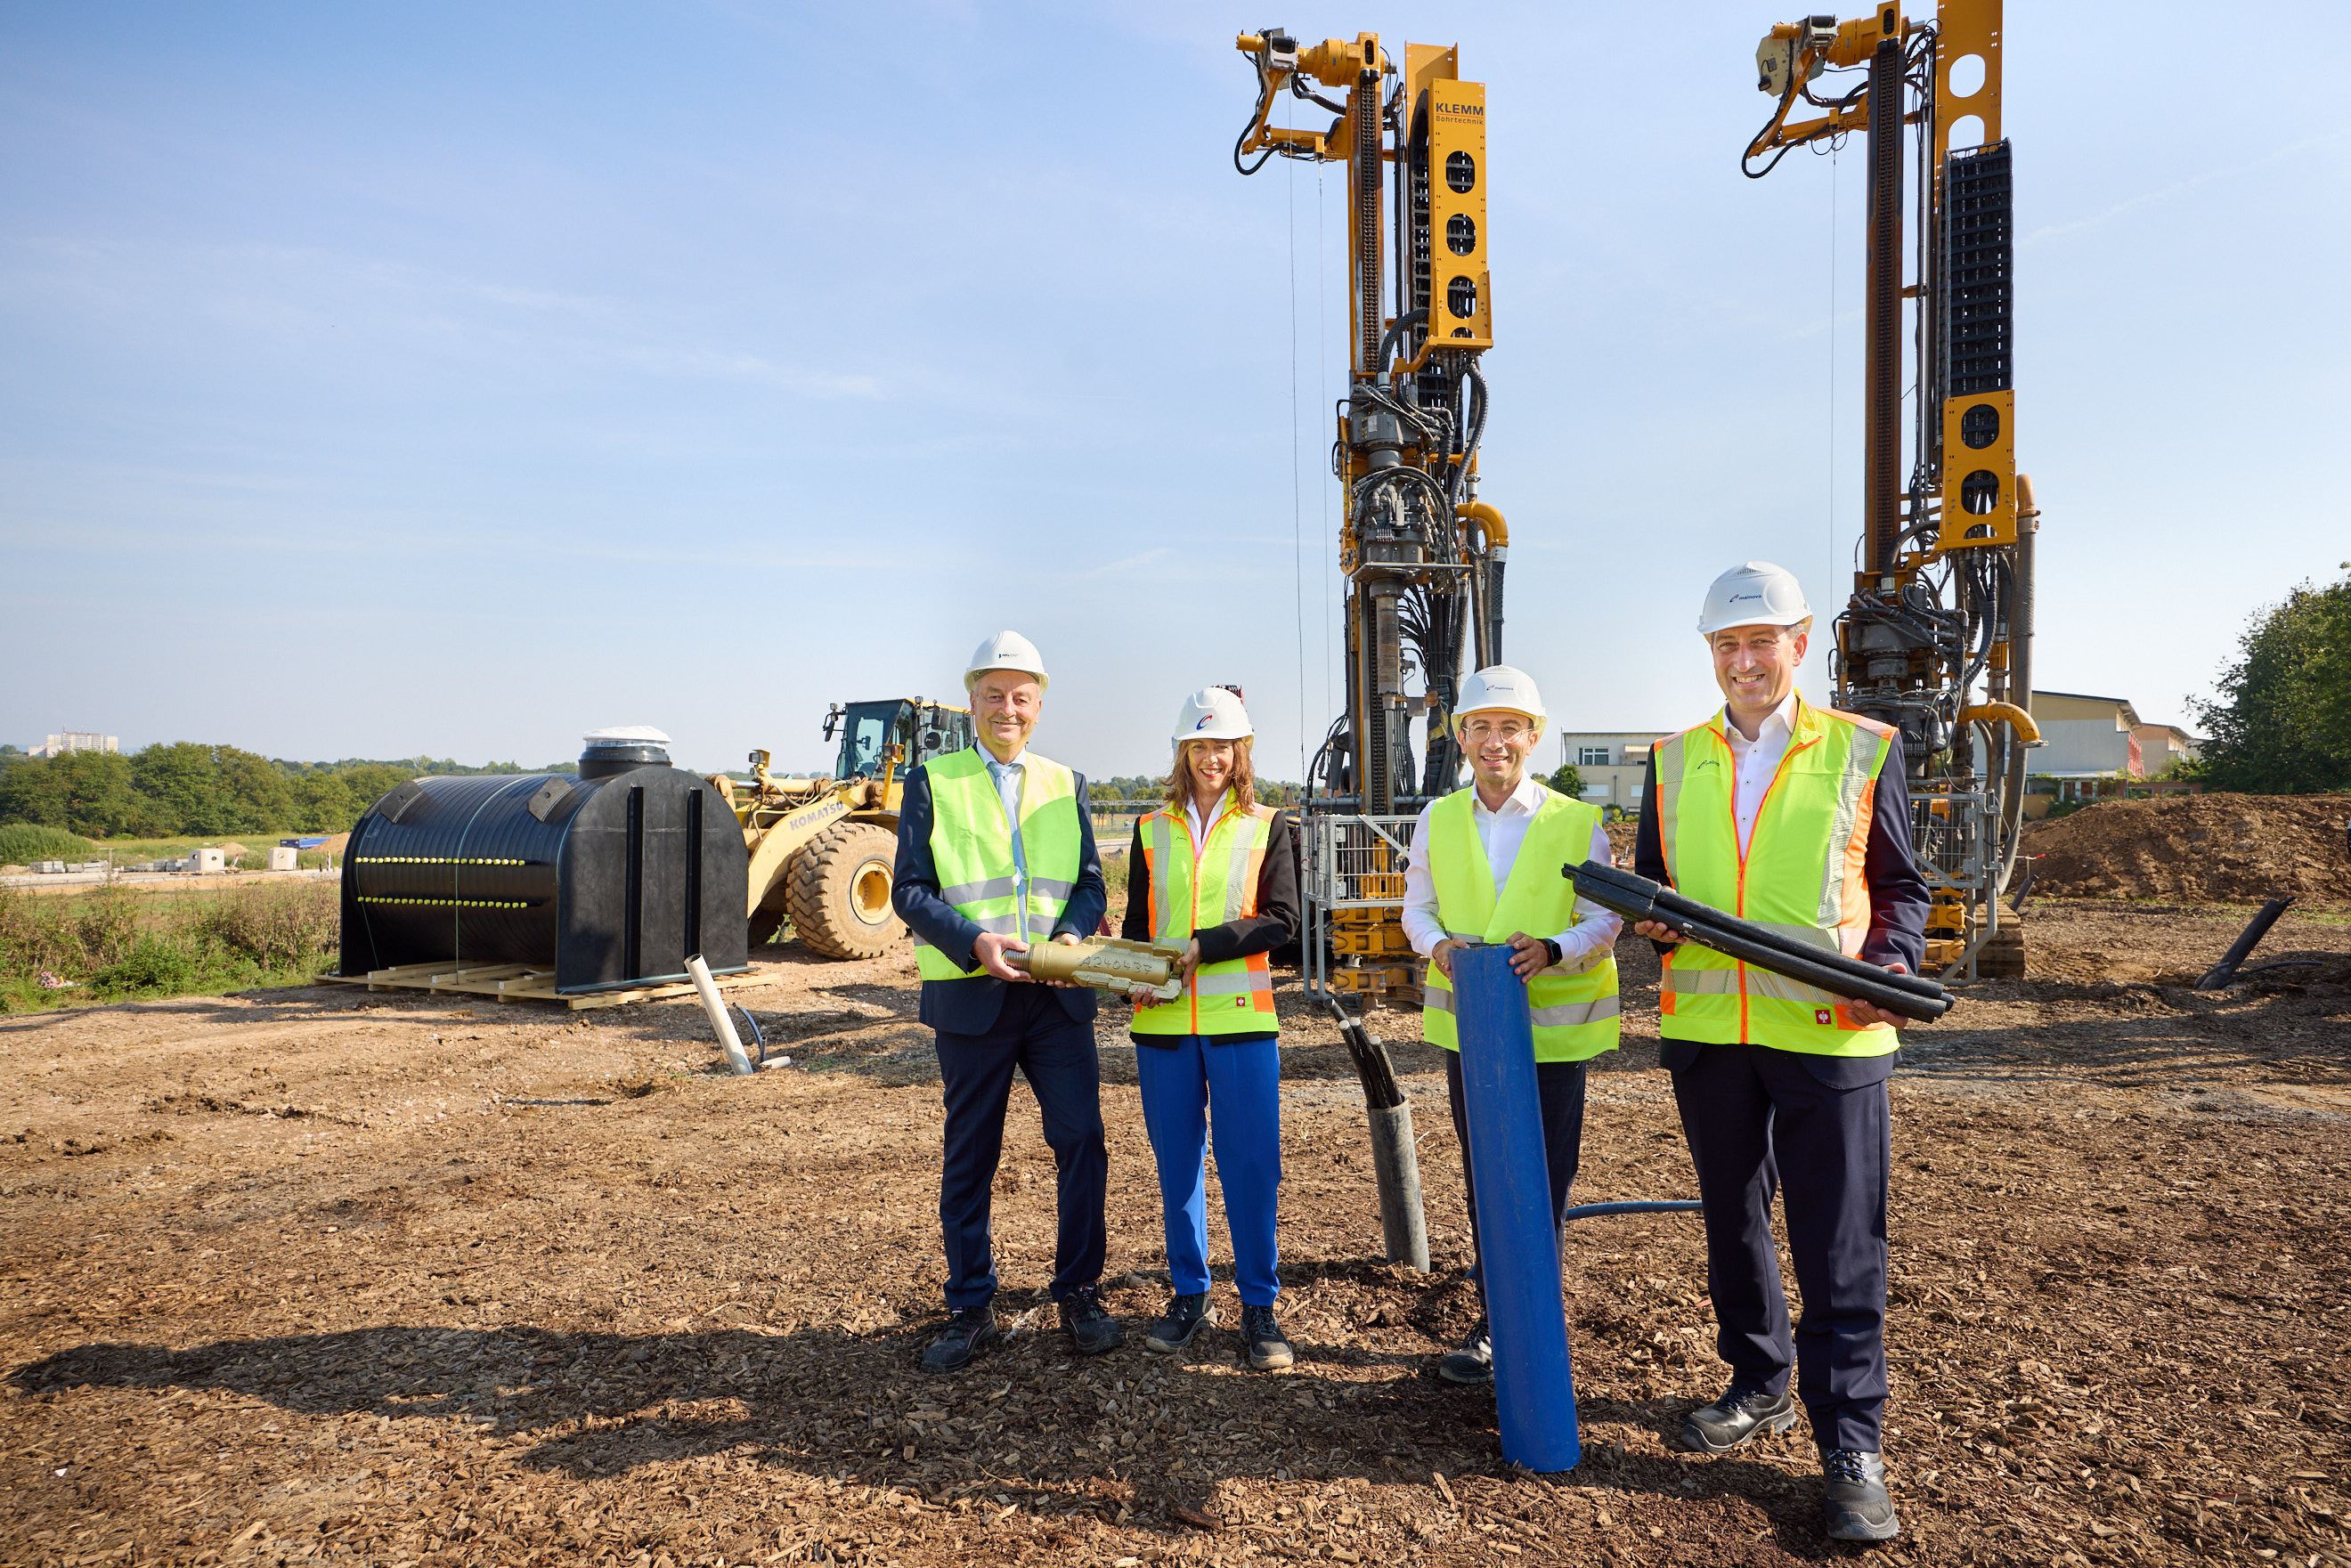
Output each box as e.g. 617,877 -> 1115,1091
1542,938 -> 1564,967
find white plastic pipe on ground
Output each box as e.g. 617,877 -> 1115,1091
686,955 -> 755,1076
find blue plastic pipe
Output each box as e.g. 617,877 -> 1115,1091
1452,944 -> 1581,1473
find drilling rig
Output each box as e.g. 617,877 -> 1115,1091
1743,0 -> 2041,979
1230,27 -> 1509,1270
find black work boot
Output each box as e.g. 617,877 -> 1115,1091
1144,1292 -> 1210,1354
1680,1380 -> 1799,1453
1241,1304 -> 1294,1371
1437,1316 -> 1493,1384
921,1304 -> 998,1374
1058,1285 -> 1125,1356
1822,1449 -> 1900,1540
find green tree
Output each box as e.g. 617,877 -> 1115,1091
1547,761 -> 1585,799
293,773 -> 360,833
129,743 -> 215,834
336,763 -> 411,808
0,754 -> 67,828
213,747 -> 297,833
2189,568 -> 2351,794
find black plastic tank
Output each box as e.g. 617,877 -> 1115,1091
338,735 -> 748,994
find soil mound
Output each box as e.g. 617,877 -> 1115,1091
2022,791 -> 2351,905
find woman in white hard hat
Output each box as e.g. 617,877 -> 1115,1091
1120,687 -> 1301,1371
1401,664 -> 1623,1385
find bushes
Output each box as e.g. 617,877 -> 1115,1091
0,881 -> 340,1010
0,823 -> 96,865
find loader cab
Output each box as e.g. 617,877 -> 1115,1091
826,699 -> 975,781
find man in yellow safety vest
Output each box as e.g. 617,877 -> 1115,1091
1632,563 -> 1929,1542
1402,664 -> 1623,1385
892,630 -> 1117,1373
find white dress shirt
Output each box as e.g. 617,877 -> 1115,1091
1401,774 -> 1623,963
982,749 -> 1029,940
1721,692 -> 1799,852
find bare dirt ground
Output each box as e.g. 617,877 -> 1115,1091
4,898 -> 2348,1568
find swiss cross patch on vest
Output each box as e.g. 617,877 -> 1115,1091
1815,1007 -> 1834,1026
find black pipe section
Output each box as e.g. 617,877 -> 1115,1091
1566,860 -> 1955,1023
2194,898 -> 2295,991
1323,994 -> 1428,1271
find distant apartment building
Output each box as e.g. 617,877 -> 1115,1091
1550,731 -> 1668,811
35,731 -> 119,758
2030,691 -> 2201,780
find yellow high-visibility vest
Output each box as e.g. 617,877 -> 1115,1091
1650,696 -> 1901,1054
1420,784 -> 1621,1062
1132,796 -> 1279,1037
912,746 -> 1084,982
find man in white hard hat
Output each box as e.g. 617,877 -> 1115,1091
1401,665 -> 1623,1385
893,630 -> 1119,1371
1632,563 -> 1928,1541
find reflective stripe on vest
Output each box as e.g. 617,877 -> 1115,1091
912,748 -> 1084,982
1419,784 -> 1620,1064
1134,798 -> 1278,1036
1652,697 -> 1901,1054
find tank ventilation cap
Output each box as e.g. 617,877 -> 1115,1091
579,725 -> 672,778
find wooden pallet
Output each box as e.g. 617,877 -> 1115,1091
317,960 -> 766,1011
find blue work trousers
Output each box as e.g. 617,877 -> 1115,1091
933,984 -> 1109,1309
1134,1035 -> 1282,1305
1669,1041 -> 1891,1453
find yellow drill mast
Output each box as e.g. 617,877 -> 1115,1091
1232,28 -> 1504,1006
1744,1 -> 2041,979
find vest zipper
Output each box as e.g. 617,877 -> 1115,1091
1725,713 -> 1820,1043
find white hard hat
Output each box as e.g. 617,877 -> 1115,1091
1171,687 -> 1254,750
1696,561 -> 1812,636
1456,665 -> 1546,724
964,630 -> 1050,693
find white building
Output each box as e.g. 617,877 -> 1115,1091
1550,731 -> 1670,813
35,731 -> 119,758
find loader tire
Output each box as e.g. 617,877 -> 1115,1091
785,823 -> 904,960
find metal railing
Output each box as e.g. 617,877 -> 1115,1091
1299,811 -> 1421,1000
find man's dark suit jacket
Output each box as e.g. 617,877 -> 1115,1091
891,752 -> 1109,1036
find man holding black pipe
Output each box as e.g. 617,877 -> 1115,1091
1633,563 -> 1929,1542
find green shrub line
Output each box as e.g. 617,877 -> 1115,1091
0,881 -> 341,1012
0,823 -> 98,865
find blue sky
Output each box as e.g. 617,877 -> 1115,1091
4,1 -> 2345,780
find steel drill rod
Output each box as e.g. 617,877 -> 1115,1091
1566,861 -> 1953,1022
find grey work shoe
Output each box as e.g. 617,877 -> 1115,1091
1436,1316 -> 1493,1384
1822,1449 -> 1900,1541
1144,1292 -> 1210,1353
1680,1380 -> 1799,1454
1241,1304 -> 1294,1371
922,1305 -> 999,1373
1058,1285 -> 1125,1356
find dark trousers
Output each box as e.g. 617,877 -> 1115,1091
1444,1050 -> 1590,1297
1668,1042 -> 1891,1453
933,983 -> 1109,1309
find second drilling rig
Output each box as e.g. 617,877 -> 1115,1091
1742,0 -> 2043,979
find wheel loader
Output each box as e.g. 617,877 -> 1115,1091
709,698 -> 974,959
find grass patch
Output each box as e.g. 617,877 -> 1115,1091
0,880 -> 340,1011
0,824 -> 98,865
